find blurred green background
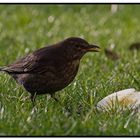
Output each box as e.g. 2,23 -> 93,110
0,4 -> 140,136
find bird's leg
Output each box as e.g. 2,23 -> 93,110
51,93 -> 64,107
51,93 -> 59,102
30,93 -> 36,106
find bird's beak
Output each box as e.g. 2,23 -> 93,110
86,44 -> 100,52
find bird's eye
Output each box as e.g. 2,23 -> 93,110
75,44 -> 82,49
75,44 -> 79,47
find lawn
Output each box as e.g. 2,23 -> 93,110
0,4 -> 140,136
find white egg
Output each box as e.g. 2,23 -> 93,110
96,88 -> 140,111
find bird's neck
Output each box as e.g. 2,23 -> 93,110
66,52 -> 85,62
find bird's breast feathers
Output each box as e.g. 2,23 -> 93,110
63,60 -> 80,79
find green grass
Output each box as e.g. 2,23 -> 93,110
0,4 -> 140,136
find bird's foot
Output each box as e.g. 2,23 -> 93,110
51,94 -> 62,105
30,93 -> 36,107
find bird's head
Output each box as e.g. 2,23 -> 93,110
62,37 -> 100,60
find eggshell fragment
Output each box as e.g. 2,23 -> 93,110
96,88 -> 140,111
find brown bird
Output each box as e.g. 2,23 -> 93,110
0,37 -> 100,103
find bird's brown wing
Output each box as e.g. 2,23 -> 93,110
3,53 -> 44,74
3,46 -> 61,74
3,45 -> 64,74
